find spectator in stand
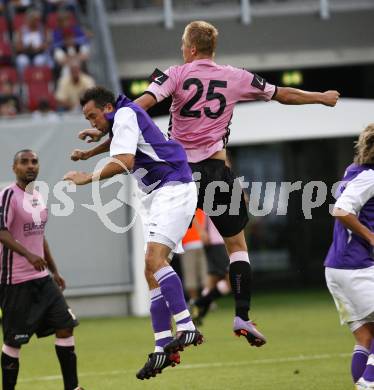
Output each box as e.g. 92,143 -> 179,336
0,80 -> 21,116
52,9 -> 90,71
32,98 -> 59,121
14,8 -> 50,74
9,0 -> 34,14
43,0 -> 79,14
55,59 -> 94,111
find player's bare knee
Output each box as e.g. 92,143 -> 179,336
144,253 -> 165,274
224,232 -> 247,255
353,325 -> 373,347
368,322 -> 374,338
56,328 -> 74,338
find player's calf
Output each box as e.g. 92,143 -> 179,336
1,345 -> 20,390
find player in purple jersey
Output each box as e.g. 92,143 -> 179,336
64,86 -> 203,380
0,150 -> 83,390
76,21 -> 339,347
325,124 -> 374,390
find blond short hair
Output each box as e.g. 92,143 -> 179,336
182,21 -> 218,56
354,124 -> 374,164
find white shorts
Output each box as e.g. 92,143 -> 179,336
325,266 -> 374,332
138,182 -> 197,253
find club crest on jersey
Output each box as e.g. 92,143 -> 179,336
31,198 -> 40,208
150,68 -> 169,86
251,73 -> 266,91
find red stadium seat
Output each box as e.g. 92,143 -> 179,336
0,67 -> 18,84
23,66 -> 56,111
24,65 -> 52,83
0,41 -> 13,65
0,15 -> 9,41
27,88 -> 56,111
12,13 -> 26,31
46,11 -> 77,30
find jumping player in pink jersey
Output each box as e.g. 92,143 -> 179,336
0,150 -> 83,390
75,21 -> 339,348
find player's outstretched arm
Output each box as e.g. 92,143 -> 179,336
71,138 -> 111,161
0,229 -> 47,271
273,87 -> 340,107
79,128 -> 104,143
134,93 -> 157,111
332,208 -> 374,246
43,237 -> 65,290
64,153 -> 135,185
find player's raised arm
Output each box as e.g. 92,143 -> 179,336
78,128 -> 104,143
273,87 -> 340,106
134,92 -> 158,111
64,153 -> 134,185
71,138 -> 111,161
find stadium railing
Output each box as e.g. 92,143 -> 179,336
105,0 -> 374,28
87,0 -> 121,95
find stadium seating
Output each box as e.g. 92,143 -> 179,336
23,66 -> 56,111
0,2 -> 91,115
46,11 -> 77,30
0,40 -> 12,65
12,13 -> 26,31
0,66 -> 18,85
0,15 -> 9,42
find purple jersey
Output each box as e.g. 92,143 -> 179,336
146,60 -> 276,162
324,163 -> 374,269
0,183 -> 49,285
105,95 -> 192,193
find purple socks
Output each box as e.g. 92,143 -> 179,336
352,345 -> 369,383
150,288 -> 173,352
154,266 -> 195,332
360,341 -> 374,383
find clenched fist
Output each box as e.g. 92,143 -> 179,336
71,149 -> 89,161
321,90 -> 340,107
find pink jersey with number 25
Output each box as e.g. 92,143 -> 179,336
146,59 -> 276,163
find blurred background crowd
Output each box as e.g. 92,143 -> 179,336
0,0 -> 95,117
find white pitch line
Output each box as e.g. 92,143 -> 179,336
19,352 -> 351,383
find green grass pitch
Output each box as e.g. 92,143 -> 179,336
12,290 -> 354,390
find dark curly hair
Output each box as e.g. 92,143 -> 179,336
80,86 -> 116,109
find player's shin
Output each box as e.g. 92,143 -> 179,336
1,345 -> 20,390
153,266 -> 195,332
229,251 -> 251,321
352,345 -> 369,383
359,340 -> 374,383
55,336 -> 79,390
150,287 -> 173,352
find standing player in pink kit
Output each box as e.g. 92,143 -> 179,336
76,21 -> 339,347
0,150 -> 83,390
